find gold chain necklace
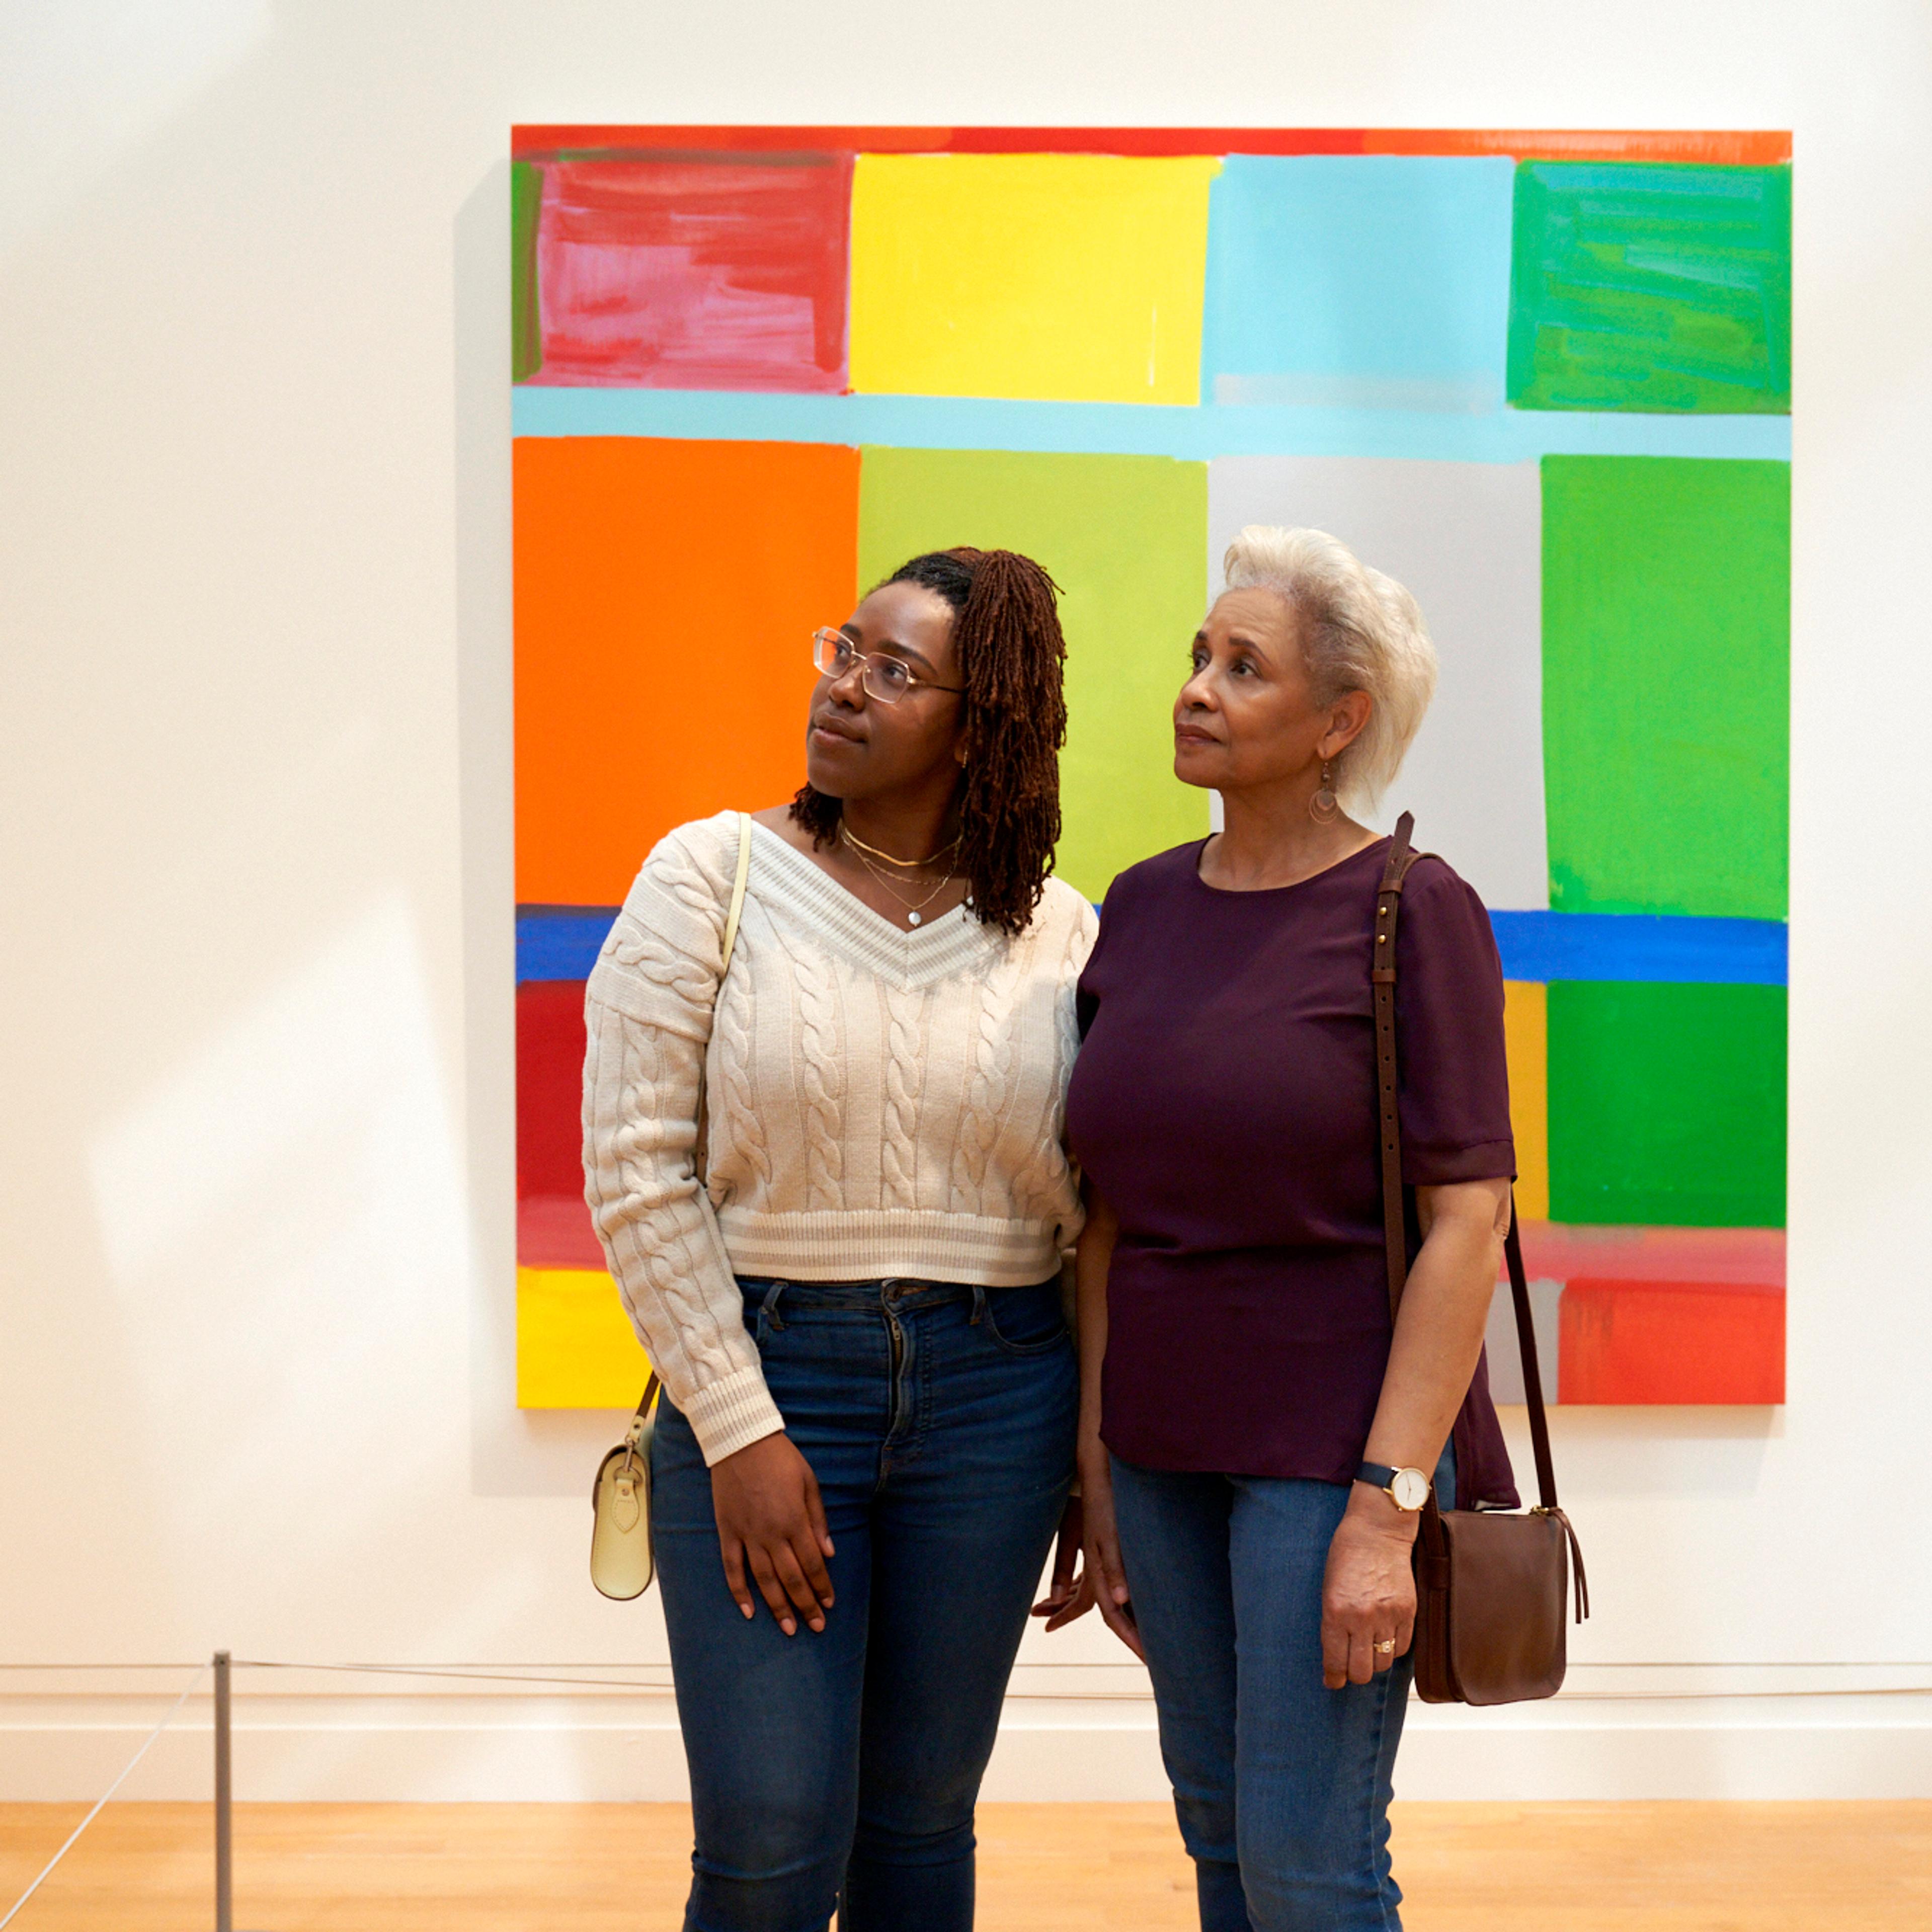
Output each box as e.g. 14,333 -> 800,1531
838,820 -> 961,871
839,827 -> 956,927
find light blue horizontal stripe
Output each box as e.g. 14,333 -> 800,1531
1489,910 -> 1787,986
517,907 -> 619,984
512,387 -> 1791,465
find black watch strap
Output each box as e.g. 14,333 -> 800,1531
1355,1460 -> 1399,1489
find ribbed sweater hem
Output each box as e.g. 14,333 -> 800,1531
682,1364 -> 787,1468
718,1208 -> 1064,1289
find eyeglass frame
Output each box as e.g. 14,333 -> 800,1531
812,627 -> 965,704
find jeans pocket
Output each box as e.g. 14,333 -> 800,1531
977,1282 -> 1070,1357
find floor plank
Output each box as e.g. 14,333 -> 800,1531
2,1800 -> 1927,1928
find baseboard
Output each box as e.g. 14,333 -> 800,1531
7,1681 -> 1931,1804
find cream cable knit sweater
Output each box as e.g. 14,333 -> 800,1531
582,812 -> 1098,1467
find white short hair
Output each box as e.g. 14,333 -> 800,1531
1221,525 -> 1437,810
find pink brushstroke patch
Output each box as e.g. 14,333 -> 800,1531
528,154 -> 854,390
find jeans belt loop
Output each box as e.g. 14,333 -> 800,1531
970,1284 -> 987,1325
762,1279 -> 787,1334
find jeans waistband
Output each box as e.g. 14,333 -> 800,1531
736,1275 -> 1055,1320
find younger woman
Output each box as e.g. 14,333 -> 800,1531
584,548 -> 1092,1932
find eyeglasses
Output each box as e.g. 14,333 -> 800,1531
812,628 -> 963,704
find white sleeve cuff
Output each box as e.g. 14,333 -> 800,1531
682,1363 -> 786,1467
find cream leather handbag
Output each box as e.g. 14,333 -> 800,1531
590,813 -> 754,1601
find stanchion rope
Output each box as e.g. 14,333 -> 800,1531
0,1662 -> 209,1929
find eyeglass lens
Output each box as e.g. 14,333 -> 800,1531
812,629 -> 911,701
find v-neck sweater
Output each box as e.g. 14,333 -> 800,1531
583,812 -> 1098,1465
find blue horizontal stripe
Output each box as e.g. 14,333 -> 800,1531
1489,910 -> 1787,986
517,906 -> 619,984
520,901 -> 1786,987
512,386 -> 1791,466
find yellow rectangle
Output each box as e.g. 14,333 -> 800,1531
516,1265 -> 651,1409
1502,980 -> 1550,1220
848,153 -> 1220,405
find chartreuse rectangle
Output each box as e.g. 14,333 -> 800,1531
855,446 -> 1209,902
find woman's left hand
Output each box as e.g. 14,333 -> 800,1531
1319,1499 -> 1417,1689
1029,1496 -> 1091,1630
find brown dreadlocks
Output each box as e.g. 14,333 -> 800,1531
789,547 -> 1069,937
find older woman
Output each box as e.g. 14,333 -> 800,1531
1061,527 -> 1518,1930
585,548 -> 1092,1932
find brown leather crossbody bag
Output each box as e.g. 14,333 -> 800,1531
1374,813 -> 1589,1705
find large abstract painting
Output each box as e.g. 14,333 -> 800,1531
511,125 -> 1791,1409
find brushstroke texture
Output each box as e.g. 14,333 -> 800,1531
527,154 -> 854,391
1508,162 -> 1792,414
1557,1280 -> 1783,1404
511,160 -> 544,380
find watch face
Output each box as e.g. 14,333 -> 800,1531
1390,1467 -> 1431,1511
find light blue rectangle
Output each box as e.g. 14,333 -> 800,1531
1201,156 -> 1517,411
511,387 -> 1791,465
1489,910 -> 1787,986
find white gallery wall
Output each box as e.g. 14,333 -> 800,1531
3,0 -> 1930,1801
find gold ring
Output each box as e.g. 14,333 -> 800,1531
1374,1639 -> 1395,1654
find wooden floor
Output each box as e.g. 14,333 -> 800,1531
3,1801 -> 1929,1928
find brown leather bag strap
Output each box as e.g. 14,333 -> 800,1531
1373,813 -> 1422,1318
1373,813 -> 1564,1517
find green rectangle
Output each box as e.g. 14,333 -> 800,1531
857,447 -> 1209,900
512,160 -> 544,382
1542,455 -> 1789,920
1548,981 -> 1786,1227
1508,162 -> 1790,415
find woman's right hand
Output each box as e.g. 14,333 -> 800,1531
709,1432 -> 836,1636
1079,1436 -> 1145,1661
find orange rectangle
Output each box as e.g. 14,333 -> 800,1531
514,436 -> 859,906
1558,1279 -> 1785,1404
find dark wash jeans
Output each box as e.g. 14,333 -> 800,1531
652,1275 -> 1076,1932
1109,1444 -> 1456,1932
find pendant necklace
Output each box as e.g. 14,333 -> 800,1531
839,825 -> 955,927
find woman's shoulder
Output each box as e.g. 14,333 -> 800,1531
610,811 -> 747,942
1398,848 -> 1500,962
1402,847 -> 1488,913
632,810 -> 744,890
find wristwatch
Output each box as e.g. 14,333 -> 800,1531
1355,1460 -> 1432,1512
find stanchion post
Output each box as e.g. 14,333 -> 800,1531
214,1650 -> 231,1932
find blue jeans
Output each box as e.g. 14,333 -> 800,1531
653,1275 -> 1076,1932
1109,1446 -> 1456,1932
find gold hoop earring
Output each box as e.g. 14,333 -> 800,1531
1309,761 -> 1339,825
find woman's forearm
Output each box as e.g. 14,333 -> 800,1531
1074,1185 -> 1117,1452
1360,1178 -> 1511,1479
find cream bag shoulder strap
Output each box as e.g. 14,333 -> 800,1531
589,812 -> 754,1601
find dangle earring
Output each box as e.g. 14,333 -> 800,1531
1309,761 -> 1340,825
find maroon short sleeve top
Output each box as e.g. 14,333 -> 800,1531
1066,836 -> 1519,1499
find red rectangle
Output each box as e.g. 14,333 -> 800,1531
520,1193 -> 607,1271
527,154 -> 853,390
517,979 -> 589,1201
1558,1279 -> 1785,1405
